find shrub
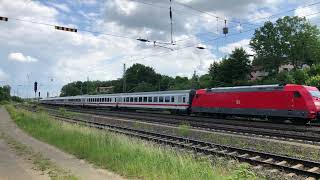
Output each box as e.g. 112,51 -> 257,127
306,75 -> 320,89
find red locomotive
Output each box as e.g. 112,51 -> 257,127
191,84 -> 320,123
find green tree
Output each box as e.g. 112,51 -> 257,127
0,86 -> 11,101
125,63 -> 159,92
209,48 -> 251,86
250,16 -> 320,73
199,74 -> 211,88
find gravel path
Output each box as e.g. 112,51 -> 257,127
0,138 -> 49,180
0,107 -> 125,180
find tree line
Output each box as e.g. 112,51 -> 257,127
0,85 -> 23,103
60,16 -> 320,96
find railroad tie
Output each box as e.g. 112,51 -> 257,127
305,177 -> 316,180
249,156 -> 260,160
262,158 -> 273,163
275,161 -> 287,166
238,153 -> 249,158
217,150 -> 228,154
201,146 -> 210,150
253,165 -> 263,170
291,164 -> 304,169
307,167 -> 319,172
208,148 -> 218,152
191,144 -> 201,148
227,151 -> 237,156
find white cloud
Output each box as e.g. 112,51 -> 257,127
8,52 -> 38,63
295,6 -> 320,19
219,39 -> 254,55
49,3 -> 71,13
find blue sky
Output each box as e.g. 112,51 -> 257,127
0,0 -> 319,98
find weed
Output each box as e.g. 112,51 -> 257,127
177,123 -> 191,137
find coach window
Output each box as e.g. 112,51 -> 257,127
130,97 -> 133,102
294,91 -> 301,98
182,96 -> 186,103
139,97 -> 142,102
159,96 -> 164,102
125,97 -> 129,102
153,97 -> 158,102
134,97 -> 138,102
143,97 -> 147,102
148,97 -> 152,102
171,96 -> 175,103
165,96 -> 170,103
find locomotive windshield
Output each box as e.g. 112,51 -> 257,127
309,90 -> 320,98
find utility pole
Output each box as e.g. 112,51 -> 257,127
123,63 -> 126,93
169,0 -> 173,44
87,76 -> 89,94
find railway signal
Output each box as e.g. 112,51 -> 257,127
0,16 -> 8,21
55,25 -> 77,32
34,81 -> 38,93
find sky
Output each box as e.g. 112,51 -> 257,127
0,0 -> 319,98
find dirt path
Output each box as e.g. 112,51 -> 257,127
0,138 -> 49,180
0,107 -> 125,180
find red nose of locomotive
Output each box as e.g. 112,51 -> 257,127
310,91 -> 320,120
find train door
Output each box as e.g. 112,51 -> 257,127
292,91 -> 303,109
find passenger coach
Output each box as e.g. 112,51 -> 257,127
41,90 -> 194,112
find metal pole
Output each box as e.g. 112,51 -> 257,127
169,0 -> 173,44
123,63 -> 126,93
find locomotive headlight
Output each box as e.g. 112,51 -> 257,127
315,101 -> 320,106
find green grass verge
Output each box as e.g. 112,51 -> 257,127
5,105 -> 258,180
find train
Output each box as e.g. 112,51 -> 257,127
40,84 -> 320,124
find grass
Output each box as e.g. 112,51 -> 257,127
5,105 -> 259,180
177,123 -> 192,137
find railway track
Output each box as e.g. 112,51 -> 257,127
41,105 -> 320,145
44,112 -> 320,179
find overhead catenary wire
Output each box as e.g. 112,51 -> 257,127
129,0 -> 320,44
6,16 -> 138,40
1,5 -> 320,64
127,10 -> 320,63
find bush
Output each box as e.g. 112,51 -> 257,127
276,71 -> 294,84
306,75 -> 320,89
291,69 -> 309,84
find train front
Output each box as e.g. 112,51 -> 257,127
308,87 -> 320,120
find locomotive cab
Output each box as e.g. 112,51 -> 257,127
308,89 -> 320,120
